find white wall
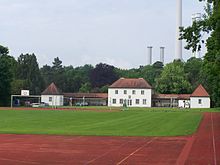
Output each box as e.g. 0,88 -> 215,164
41,95 -> 64,106
190,97 -> 210,108
108,88 -> 152,107
178,100 -> 190,108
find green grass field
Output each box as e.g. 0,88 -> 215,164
0,110 -> 202,136
60,106 -> 220,112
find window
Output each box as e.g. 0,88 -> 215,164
112,99 -> 116,104
143,99 -> 147,105
141,90 -> 145,95
136,99 -> 139,104
198,99 -> 202,104
124,90 -> 127,94
115,90 -> 118,94
132,90 -> 136,95
128,100 -> 132,106
49,97 -> 53,102
120,99 -> 123,104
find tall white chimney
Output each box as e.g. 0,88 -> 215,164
175,0 -> 182,60
160,47 -> 165,63
147,46 -> 152,65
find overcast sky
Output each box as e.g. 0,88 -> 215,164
1,0 -> 205,68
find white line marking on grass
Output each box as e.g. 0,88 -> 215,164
116,138 -> 156,165
211,113 -> 217,165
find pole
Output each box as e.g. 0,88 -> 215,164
11,95 -> 13,108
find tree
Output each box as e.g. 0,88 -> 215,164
0,45 -> 13,106
180,0 -> 220,106
10,79 -> 27,95
79,83 -> 92,93
90,63 -> 119,88
0,45 -> 9,56
40,65 -> 53,87
17,53 -> 43,94
115,67 -> 141,79
141,61 -> 164,86
184,57 -> 203,89
156,61 -> 192,94
52,57 -> 62,70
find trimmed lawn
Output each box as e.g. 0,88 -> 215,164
0,110 -> 202,136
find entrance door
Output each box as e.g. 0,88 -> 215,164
128,99 -> 132,106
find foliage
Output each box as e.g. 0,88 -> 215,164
90,63 -> 119,88
17,53 -> 43,94
115,62 -> 163,88
156,60 -> 192,94
79,83 -> 92,93
141,61 -> 164,86
0,45 -> 9,56
180,0 -> 220,106
40,65 -> 53,87
0,45 -> 13,106
10,79 -> 27,95
184,57 -> 203,89
115,67 -> 141,79
0,110 -> 202,136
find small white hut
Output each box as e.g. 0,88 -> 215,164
41,82 -> 63,106
190,84 -> 210,108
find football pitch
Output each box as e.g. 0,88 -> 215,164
0,109 -> 202,136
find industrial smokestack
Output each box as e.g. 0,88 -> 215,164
147,46 -> 152,65
175,0 -> 182,60
160,47 -> 165,64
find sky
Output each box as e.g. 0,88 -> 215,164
0,0 -> 206,69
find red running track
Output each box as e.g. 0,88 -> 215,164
0,112 -> 219,165
184,112 -> 220,165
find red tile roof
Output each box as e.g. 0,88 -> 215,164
153,94 -> 191,100
63,93 -> 108,99
109,78 -> 152,89
191,84 -> 209,97
41,83 -> 62,95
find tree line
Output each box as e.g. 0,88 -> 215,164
0,46 -> 211,106
0,0 -> 219,107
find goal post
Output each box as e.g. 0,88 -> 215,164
11,95 -> 41,108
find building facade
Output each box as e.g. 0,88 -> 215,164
63,93 -> 108,106
108,78 -> 152,107
190,84 -> 210,108
108,78 -> 210,109
41,83 -> 64,106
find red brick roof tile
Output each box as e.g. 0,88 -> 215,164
153,94 -> 191,100
191,84 -> 209,97
109,78 -> 152,89
41,83 -> 62,95
63,93 -> 108,99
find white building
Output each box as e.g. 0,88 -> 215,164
152,85 -> 210,108
108,78 -> 210,109
41,82 -> 64,106
108,78 -> 152,107
190,84 -> 210,108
